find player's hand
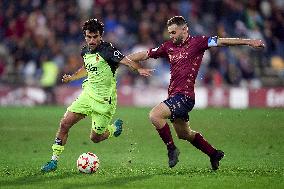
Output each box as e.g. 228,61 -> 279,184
249,39 -> 265,49
62,74 -> 72,83
137,68 -> 155,77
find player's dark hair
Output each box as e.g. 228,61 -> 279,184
82,18 -> 104,36
167,16 -> 187,27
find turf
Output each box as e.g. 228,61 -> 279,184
0,106 -> 283,189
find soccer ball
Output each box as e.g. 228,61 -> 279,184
77,152 -> 100,174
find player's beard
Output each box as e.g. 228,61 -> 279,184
173,35 -> 183,45
89,43 -> 98,50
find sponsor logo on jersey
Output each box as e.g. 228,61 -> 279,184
114,50 -> 123,59
152,47 -> 159,52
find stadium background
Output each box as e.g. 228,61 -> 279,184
0,0 -> 284,107
0,1 -> 283,188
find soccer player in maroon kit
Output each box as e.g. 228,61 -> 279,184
128,16 -> 265,170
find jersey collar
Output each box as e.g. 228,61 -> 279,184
181,35 -> 190,46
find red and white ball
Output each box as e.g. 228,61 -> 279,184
77,152 -> 100,174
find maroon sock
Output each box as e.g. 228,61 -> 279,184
191,133 -> 216,157
156,123 -> 176,151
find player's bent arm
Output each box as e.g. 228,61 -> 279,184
62,66 -> 87,83
119,56 -> 143,71
126,51 -> 149,62
217,38 -> 265,49
119,56 -> 154,77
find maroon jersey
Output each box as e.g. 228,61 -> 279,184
148,35 -> 216,99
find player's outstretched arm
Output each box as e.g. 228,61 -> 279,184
126,51 -> 149,62
62,66 -> 87,83
217,38 -> 265,49
120,55 -> 154,77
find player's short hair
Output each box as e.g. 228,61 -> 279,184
167,16 -> 187,27
82,18 -> 104,36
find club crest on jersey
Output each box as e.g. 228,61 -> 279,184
96,54 -> 100,62
208,36 -> 218,47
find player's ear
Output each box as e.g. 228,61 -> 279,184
99,33 -> 103,40
182,26 -> 188,35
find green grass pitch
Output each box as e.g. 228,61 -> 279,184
0,106 -> 283,189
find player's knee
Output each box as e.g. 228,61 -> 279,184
149,110 -> 154,120
188,130 -> 197,141
149,114 -> 159,128
149,110 -> 167,129
176,132 -> 188,140
149,110 -> 159,124
90,135 -> 101,143
176,129 -> 195,141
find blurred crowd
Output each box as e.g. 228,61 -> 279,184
0,0 -> 284,90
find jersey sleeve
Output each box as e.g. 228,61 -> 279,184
197,36 -> 218,50
105,43 -> 125,64
147,43 -> 168,59
80,46 -> 88,58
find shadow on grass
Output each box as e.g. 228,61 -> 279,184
156,166 -> 283,177
1,166 -> 282,188
62,174 -> 153,189
0,170 -> 80,188
0,169 -> 153,188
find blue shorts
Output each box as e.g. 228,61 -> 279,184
163,94 -> 195,122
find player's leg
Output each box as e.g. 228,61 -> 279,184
41,91 -> 90,172
41,111 -> 86,172
89,112 -> 123,143
53,111 -> 86,155
173,119 -> 224,170
172,119 -> 196,141
149,102 -> 179,168
190,129 -> 224,170
57,111 -> 86,145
